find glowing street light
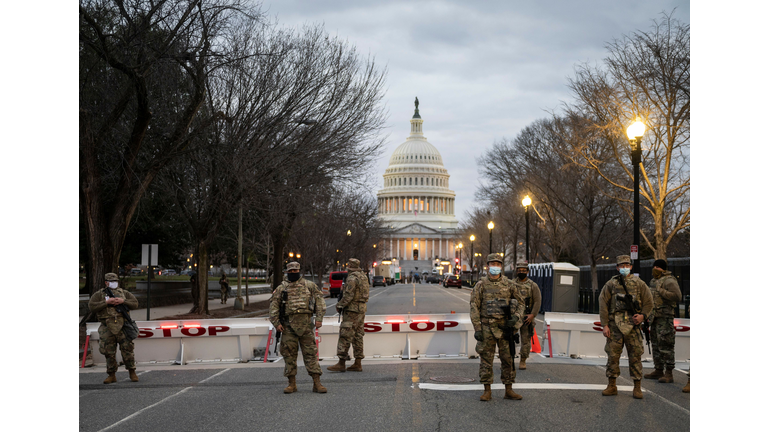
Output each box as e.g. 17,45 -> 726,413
488,221 -> 495,254
522,195 -> 531,262
627,118 -> 646,276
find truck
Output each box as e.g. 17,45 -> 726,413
374,259 -> 398,285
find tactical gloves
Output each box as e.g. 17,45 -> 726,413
504,316 -> 519,330
474,330 -> 484,341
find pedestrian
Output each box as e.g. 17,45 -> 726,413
269,262 -> 327,393
328,258 -> 370,372
470,253 -> 526,401
219,273 -> 229,304
511,261 -> 541,370
643,259 -> 682,383
87,272 -> 140,384
598,255 -> 653,399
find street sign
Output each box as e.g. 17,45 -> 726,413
630,245 -> 638,260
142,244 -> 158,266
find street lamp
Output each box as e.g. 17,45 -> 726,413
457,243 -> 463,272
522,195 -> 532,262
469,235 -> 475,284
488,221 -> 495,254
627,119 -> 646,276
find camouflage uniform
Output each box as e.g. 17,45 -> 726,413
87,274 -> 139,379
470,255 -> 525,387
269,265 -> 326,379
335,259 -> 370,361
512,261 -> 541,364
219,275 -> 229,304
647,267 -> 682,377
598,259 -> 653,382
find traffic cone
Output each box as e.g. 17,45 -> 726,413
531,328 -> 542,353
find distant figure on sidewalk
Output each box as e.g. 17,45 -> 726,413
189,272 -> 198,313
219,273 -> 229,304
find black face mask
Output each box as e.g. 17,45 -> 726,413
287,273 -> 301,282
517,273 -> 527,280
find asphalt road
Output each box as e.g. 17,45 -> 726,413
323,281 -> 472,316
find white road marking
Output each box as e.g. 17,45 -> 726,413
417,383 -> 636,391
441,287 -> 471,303
198,368 -> 231,383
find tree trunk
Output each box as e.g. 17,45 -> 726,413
192,242 -> 210,315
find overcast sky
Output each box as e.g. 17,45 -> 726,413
263,0 -> 690,219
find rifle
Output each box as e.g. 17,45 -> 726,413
103,285 -> 139,340
503,299 -> 519,371
616,275 -> 651,352
275,290 -> 287,348
524,297 -> 535,342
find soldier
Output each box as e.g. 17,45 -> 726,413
87,272 -> 140,384
219,273 -> 229,304
512,261 -> 541,370
328,258 -> 370,372
269,262 -> 327,393
598,255 -> 653,399
643,259 -> 682,383
470,253 -> 526,401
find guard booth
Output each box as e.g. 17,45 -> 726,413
528,263 -> 580,313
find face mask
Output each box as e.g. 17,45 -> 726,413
619,268 -> 631,277
652,268 -> 664,279
287,273 -> 301,282
517,273 -> 527,280
489,267 -> 502,276
108,281 -> 118,288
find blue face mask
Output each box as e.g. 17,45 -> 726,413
489,267 -> 502,276
619,268 -> 631,277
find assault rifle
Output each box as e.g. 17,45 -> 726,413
503,299 -> 519,371
103,285 -> 139,340
616,275 -> 651,352
275,290 -> 288,348
524,297 -> 534,342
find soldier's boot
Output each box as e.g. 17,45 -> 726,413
327,359 -> 347,372
632,380 -> 644,399
644,368 -> 664,380
346,358 -> 363,372
682,377 -> 690,393
284,376 -> 297,394
602,378 -> 618,396
103,373 -> 117,384
519,357 -> 527,370
128,369 -> 139,382
311,375 -> 327,393
480,384 -> 492,401
658,367 -> 674,383
504,384 -> 523,400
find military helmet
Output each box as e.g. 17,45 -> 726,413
105,272 -> 118,281
486,253 -> 504,264
616,255 -> 631,265
286,261 -> 300,271
515,261 -> 529,270
347,258 -> 362,270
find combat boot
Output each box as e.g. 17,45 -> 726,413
311,374 -> 327,393
682,377 -> 690,393
103,373 -> 116,384
504,384 -> 523,400
284,376 -> 297,393
519,357 -> 527,370
632,380 -> 644,399
602,378 -> 617,396
644,368 -> 664,380
327,358 -> 347,372
346,358 -> 363,372
658,367 -> 674,383
480,384 -> 492,401
128,369 -> 139,382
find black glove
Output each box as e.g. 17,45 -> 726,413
504,316 -> 519,330
474,330 -> 484,341
336,304 -> 343,313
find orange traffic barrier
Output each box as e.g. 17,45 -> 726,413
531,327 -> 542,353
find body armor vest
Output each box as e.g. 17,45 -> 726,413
284,280 -> 313,315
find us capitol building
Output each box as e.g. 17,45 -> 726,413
375,98 -> 460,277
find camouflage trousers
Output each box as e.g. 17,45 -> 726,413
337,310 -> 365,360
220,288 -> 228,303
98,324 -> 135,373
519,322 -> 534,359
650,315 -> 676,369
604,320 -> 644,380
476,322 -> 516,385
280,320 -> 321,377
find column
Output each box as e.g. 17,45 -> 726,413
397,238 -> 400,260
432,238 -> 435,260
390,238 -> 393,258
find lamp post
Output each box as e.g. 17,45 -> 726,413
488,221 -> 494,255
457,243 -> 463,272
627,119 -> 646,276
469,235 -> 475,284
522,195 -> 531,262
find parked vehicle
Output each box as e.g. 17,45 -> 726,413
372,276 -> 386,287
329,271 -> 348,298
129,268 -> 143,276
426,274 -> 441,284
444,275 -> 462,288
161,269 -> 177,276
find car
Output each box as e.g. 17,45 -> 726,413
372,276 -> 386,287
441,274 -> 451,286
161,269 -> 177,276
129,268 -> 143,276
426,274 -> 440,284
444,275 -> 462,288
329,271 -> 348,298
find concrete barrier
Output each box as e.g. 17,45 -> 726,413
544,312 -> 690,361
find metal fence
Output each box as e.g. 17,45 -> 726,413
577,257 -> 689,318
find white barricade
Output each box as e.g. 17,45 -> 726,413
85,313 -> 477,367
544,312 -> 690,361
